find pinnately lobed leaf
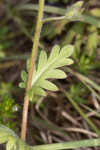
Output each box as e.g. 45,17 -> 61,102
31,44 -> 74,97
19,44 -> 74,100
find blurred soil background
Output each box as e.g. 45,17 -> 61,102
0,0 -> 100,149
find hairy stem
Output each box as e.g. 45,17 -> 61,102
21,0 -> 45,141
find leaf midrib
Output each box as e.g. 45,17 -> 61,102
31,54 -> 61,87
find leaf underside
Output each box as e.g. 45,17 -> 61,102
19,44 -> 74,99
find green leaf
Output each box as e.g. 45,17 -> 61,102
44,69 -> 67,79
59,45 -> 74,57
39,80 -> 58,91
28,87 -> 46,98
51,58 -> 73,68
6,138 -> 16,150
20,45 -> 74,99
38,50 -> 47,70
19,82 -> 26,88
33,87 -> 46,96
0,125 -> 30,150
48,45 -> 60,62
21,71 -> 27,82
0,125 -> 17,137
30,45 -> 74,98
18,140 -> 26,150
1,125 -> 100,150
0,136 -> 9,144
65,1 -> 84,20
